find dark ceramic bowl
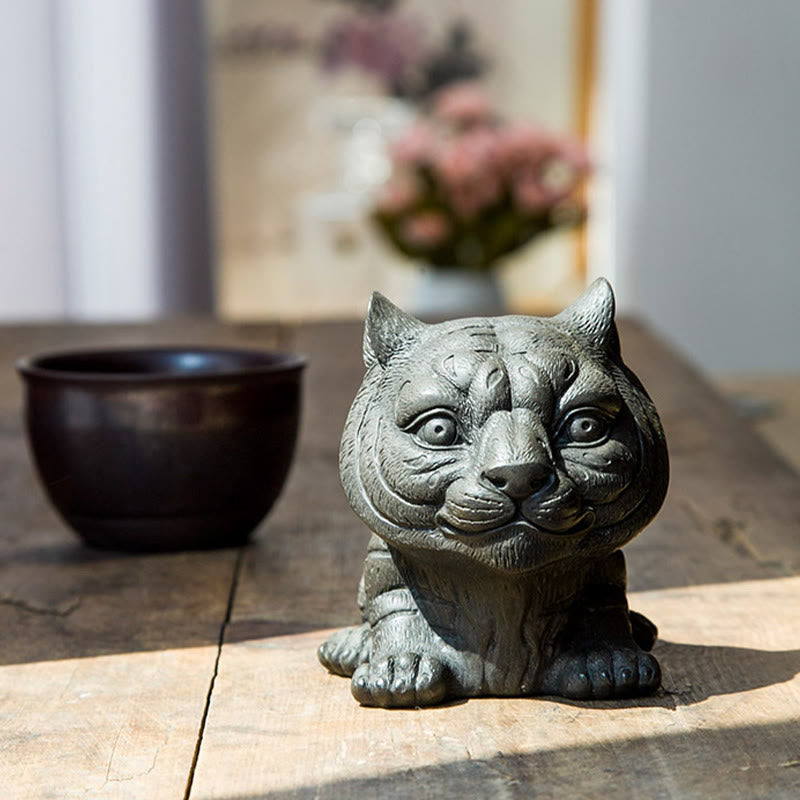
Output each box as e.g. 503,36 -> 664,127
17,347 -> 306,552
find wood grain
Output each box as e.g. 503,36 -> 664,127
3,318 -> 800,799
2,647 -> 222,800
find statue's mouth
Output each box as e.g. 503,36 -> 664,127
436,510 -> 595,545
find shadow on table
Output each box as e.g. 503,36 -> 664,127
300,640 -> 800,712
208,718 -> 800,800
0,534 -> 361,668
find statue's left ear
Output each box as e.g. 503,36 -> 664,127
363,292 -> 426,368
555,278 -> 620,357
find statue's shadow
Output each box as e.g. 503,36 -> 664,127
556,640 -> 800,709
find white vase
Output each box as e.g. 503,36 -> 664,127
412,268 -> 506,318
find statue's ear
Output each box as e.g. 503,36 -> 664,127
363,292 -> 425,368
556,278 -> 620,356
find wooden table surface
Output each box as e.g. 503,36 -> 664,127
1,319 -> 800,800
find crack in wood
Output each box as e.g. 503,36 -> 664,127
97,724 -> 171,791
183,547 -> 245,800
679,498 -> 798,576
710,517 -> 760,562
0,595 -> 81,617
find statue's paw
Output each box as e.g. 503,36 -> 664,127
351,653 -> 449,708
544,647 -> 660,700
318,623 -> 370,677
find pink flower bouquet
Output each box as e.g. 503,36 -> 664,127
373,84 -> 590,270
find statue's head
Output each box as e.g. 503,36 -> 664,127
340,279 -> 668,573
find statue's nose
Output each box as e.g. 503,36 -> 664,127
482,462 -> 554,500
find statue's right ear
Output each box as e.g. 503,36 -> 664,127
555,277 -> 620,358
363,292 -> 426,368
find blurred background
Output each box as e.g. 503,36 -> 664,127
2,0 -> 799,375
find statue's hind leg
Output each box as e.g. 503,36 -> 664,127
537,551 -> 661,700
630,609 -> 658,651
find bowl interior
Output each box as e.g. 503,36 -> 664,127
22,347 -> 304,380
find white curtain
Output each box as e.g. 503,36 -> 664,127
0,0 -> 212,321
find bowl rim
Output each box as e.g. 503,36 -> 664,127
16,345 -> 308,385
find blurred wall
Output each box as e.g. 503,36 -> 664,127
0,1 -> 66,318
56,0 -> 162,318
0,0 -> 212,321
597,0 -> 800,373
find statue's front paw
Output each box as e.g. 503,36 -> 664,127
351,653 -> 448,707
543,647 -> 660,700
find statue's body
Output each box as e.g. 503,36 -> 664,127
319,280 -> 669,707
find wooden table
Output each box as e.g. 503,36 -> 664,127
2,319 -> 800,799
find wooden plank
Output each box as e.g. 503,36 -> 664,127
189,317 -> 800,798
5,318 -> 794,797
0,448 -> 235,800
190,577 -> 800,799
1,648 -> 223,800
0,321 -> 282,799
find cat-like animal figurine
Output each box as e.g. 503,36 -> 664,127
319,279 -> 669,707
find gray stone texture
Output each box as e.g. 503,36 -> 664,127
319,279 -> 669,707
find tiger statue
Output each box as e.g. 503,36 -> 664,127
318,279 -> 669,707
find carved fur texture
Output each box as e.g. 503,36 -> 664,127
319,279 -> 669,707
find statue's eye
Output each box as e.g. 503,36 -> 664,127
563,410 -> 610,445
414,413 -> 460,447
